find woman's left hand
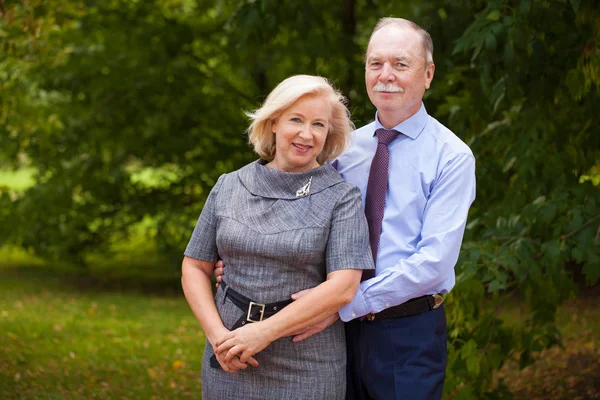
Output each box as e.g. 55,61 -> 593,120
215,322 -> 273,364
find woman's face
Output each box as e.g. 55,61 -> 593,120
270,94 -> 331,172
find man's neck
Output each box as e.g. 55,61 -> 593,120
377,106 -> 420,129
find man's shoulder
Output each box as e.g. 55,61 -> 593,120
336,121 -> 376,164
426,116 -> 473,157
352,121 -> 377,137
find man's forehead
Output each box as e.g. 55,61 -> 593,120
368,26 -> 420,48
366,26 -> 423,59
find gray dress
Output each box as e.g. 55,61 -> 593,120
184,159 -> 374,400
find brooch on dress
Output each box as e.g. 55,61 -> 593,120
296,177 -> 312,197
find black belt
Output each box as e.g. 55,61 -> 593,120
210,283 -> 293,369
363,294 -> 443,322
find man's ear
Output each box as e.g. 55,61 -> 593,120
424,63 -> 435,90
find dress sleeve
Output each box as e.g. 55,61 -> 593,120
325,185 -> 375,274
183,175 -> 225,262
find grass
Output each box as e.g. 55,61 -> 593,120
0,263 -> 205,399
1,242 -> 598,399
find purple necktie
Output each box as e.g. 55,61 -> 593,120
363,128 -> 399,280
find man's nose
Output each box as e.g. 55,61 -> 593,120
379,62 -> 395,81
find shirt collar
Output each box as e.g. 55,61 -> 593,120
374,103 -> 428,140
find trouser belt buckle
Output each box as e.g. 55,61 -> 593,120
433,294 -> 444,309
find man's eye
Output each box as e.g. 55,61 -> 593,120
395,63 -> 407,68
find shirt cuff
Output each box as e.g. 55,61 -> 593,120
339,286 -> 369,322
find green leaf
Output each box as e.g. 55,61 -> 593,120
485,33 -> 497,52
520,0 -> 531,15
581,255 -> 600,285
569,0 -> 581,12
486,10 -> 501,21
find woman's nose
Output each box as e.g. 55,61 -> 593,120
298,125 -> 312,138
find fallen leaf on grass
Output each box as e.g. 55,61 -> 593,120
172,360 -> 183,370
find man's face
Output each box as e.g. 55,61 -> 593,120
365,25 -> 434,126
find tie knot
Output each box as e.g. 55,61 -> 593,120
375,129 -> 398,145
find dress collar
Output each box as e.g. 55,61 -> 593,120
374,102 -> 428,140
237,159 -> 345,200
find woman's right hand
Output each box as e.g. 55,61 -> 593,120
210,327 -> 260,373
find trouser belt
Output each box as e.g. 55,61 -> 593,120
363,294 -> 444,322
210,283 -> 293,369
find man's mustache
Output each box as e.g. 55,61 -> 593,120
372,83 -> 404,93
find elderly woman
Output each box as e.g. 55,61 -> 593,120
181,75 -> 373,400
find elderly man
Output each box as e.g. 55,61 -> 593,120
216,17 -> 476,400
330,17 -> 476,399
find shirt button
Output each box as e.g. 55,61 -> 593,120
352,313 -> 356,318
385,303 -> 390,307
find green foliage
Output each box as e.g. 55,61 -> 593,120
437,0 -> 600,397
1,0 -> 599,396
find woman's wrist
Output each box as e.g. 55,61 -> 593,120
206,325 -> 228,347
259,319 -> 281,343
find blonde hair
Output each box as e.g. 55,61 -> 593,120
247,75 -> 354,165
368,17 -> 434,66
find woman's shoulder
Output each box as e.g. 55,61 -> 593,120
213,160 -> 258,188
324,179 -> 361,200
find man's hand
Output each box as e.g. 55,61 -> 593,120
289,288 -> 340,342
291,313 -> 339,342
214,260 -> 225,288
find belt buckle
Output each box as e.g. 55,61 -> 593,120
366,312 -> 376,322
247,301 -> 265,322
433,294 -> 444,309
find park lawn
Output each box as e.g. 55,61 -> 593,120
0,265 -> 205,399
1,252 -> 597,399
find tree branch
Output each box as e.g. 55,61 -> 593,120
491,235 -> 541,244
479,303 -> 501,359
560,213 -> 600,241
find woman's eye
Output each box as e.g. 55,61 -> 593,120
314,122 -> 325,128
291,117 -> 302,123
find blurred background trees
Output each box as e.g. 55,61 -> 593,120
1,0 -> 598,397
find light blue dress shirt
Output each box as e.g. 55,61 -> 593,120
337,103 -> 476,322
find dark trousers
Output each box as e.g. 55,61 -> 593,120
345,305 -> 447,400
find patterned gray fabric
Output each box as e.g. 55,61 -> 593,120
184,159 -> 374,400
